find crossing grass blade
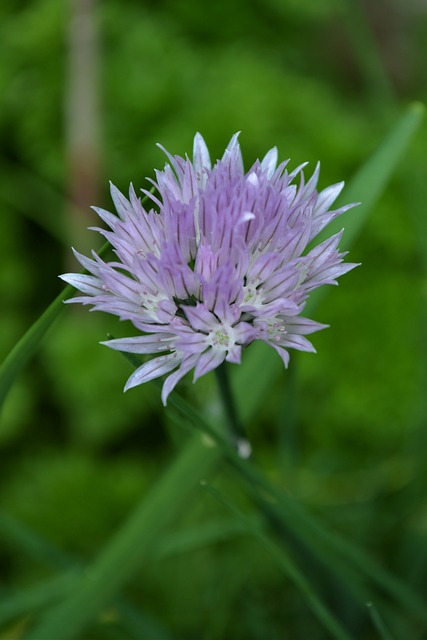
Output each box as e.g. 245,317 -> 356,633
366,602 -> 395,640
202,482 -> 353,640
163,388 -> 427,629
0,574 -> 78,629
0,284 -> 73,414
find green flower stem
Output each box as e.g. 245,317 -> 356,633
25,434 -> 222,640
215,362 -> 251,457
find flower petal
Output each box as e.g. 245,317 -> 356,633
193,349 -> 226,381
260,147 -> 278,178
124,353 -> 181,391
101,335 -> 175,354
161,353 -> 200,405
193,132 -> 212,184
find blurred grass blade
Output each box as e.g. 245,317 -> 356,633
203,482 -> 353,640
0,162 -> 69,244
154,519 -> 250,559
0,509 -> 71,570
337,0 -> 394,102
115,600 -> 176,640
0,241 -> 110,415
0,574 -> 78,628
0,286 -> 73,414
232,102 -> 425,424
0,509 -> 178,638
321,101 -> 425,251
24,434 -> 222,640
366,602 -> 395,640
232,459 -> 427,628
162,388 -> 427,628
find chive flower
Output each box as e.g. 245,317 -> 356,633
60,133 -> 357,404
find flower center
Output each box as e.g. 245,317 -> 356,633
209,324 -> 236,351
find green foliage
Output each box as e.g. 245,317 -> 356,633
0,0 -> 426,639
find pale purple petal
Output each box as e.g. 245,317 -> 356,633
280,334 -> 316,352
124,353 -> 181,391
193,349 -> 226,381
193,132 -> 211,185
161,353 -> 200,405
182,304 -> 216,333
226,344 -> 242,364
260,147 -> 278,178
314,181 -> 345,216
60,273 -> 104,296
267,343 -> 290,367
101,335 -> 175,354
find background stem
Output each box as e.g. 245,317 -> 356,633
215,363 -> 251,458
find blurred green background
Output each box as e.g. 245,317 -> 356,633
0,0 -> 426,638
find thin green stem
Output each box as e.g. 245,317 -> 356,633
215,362 -> 251,458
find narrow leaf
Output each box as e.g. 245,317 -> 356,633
0,242 -> 110,414
203,482 -> 353,640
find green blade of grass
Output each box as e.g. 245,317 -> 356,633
0,508 -> 71,570
0,241 -> 112,415
317,101 -> 425,251
24,433 -> 222,640
0,284 -> 73,414
162,386 -> 427,628
203,482 -> 353,640
232,102 -> 425,424
231,456 -> 427,629
0,510 -> 182,639
366,602 -> 395,640
0,574 -> 78,628
335,0 -> 395,103
154,518 -> 250,559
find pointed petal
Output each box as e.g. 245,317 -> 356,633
302,161 -> 320,197
161,354 -> 199,405
182,304 -> 215,333
261,147 -> 278,178
59,273 -> 104,296
110,182 -> 131,220
193,349 -> 226,381
91,206 -> 118,229
282,316 -> 328,335
226,344 -> 242,364
281,334 -> 316,352
224,131 -> 241,154
101,334 -> 174,354
193,132 -> 212,182
314,181 -> 345,215
124,353 -> 181,391
267,342 -> 290,367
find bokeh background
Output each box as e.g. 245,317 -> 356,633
0,0 -> 426,638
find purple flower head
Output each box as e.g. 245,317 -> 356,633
60,133 -> 358,404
